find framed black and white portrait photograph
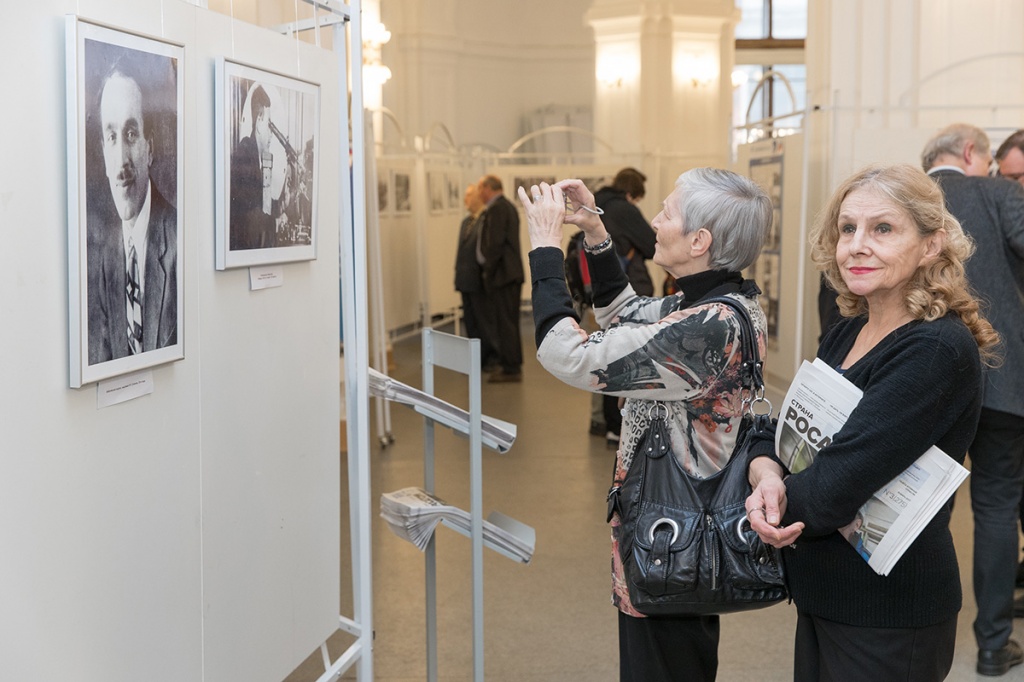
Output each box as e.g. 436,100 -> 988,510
215,59 -> 320,269
66,18 -> 184,388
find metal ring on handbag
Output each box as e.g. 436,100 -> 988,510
649,517 -> 680,544
743,390 -> 773,417
646,402 -> 669,421
735,516 -> 750,546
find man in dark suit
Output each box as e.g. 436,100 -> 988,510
996,129 -> 1024,188
88,61 -> 177,365
476,175 -> 524,382
454,184 -> 498,370
923,122 -> 1024,676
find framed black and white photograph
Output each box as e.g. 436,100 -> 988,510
66,18 -> 185,388
447,174 -> 462,211
513,175 -> 557,195
393,171 -> 411,213
215,58 -> 320,269
377,171 -> 390,215
427,171 -> 445,213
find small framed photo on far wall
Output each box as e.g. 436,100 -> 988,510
215,58 -> 320,270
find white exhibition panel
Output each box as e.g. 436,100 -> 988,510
194,11 -> 341,682
736,135 -> 817,390
0,2 -> 340,681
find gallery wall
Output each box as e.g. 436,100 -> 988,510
0,2 -> 341,681
804,0 -> 1024,217
380,0 -> 596,153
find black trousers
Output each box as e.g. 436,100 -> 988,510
793,612 -> 956,682
604,395 -> 622,436
969,408 -> 1024,649
618,611 -> 719,682
460,291 -> 498,368
488,282 -> 523,374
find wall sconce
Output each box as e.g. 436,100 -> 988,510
363,62 -> 392,87
363,21 -> 391,49
362,21 -> 392,86
677,50 -> 717,88
595,45 -> 640,89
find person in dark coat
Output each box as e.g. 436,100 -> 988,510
594,168 -> 657,296
593,168 -> 657,442
922,122 -> 1024,676
454,184 -> 498,370
477,174 -> 525,382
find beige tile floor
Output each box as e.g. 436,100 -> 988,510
287,322 -> 1024,681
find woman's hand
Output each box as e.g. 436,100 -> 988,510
555,179 -> 608,244
746,459 -> 804,548
519,179 -> 610,250
517,181 -> 568,250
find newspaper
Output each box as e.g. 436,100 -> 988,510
368,368 -> 517,453
380,487 -> 536,563
776,358 -> 969,576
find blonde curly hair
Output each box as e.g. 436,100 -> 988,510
810,163 -> 1000,364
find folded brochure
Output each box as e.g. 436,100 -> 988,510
380,486 -> 535,563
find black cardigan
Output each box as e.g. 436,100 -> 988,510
783,313 -> 982,627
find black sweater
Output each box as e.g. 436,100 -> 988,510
783,313 -> 982,627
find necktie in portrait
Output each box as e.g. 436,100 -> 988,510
126,237 -> 143,355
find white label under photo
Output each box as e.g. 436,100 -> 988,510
249,265 -> 284,290
97,369 -> 154,409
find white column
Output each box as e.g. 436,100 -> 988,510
586,0 -> 739,165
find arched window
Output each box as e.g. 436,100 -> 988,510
733,0 -> 806,148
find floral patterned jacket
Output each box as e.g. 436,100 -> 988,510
528,246 -> 768,617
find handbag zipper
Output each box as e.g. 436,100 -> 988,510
706,512 -> 717,590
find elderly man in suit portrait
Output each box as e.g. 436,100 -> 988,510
87,58 -> 177,365
923,122 -> 1024,677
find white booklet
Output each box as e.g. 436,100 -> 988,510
776,359 -> 969,576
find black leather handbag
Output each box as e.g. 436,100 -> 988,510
607,296 -> 787,616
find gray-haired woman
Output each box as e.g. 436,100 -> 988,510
519,168 -> 773,682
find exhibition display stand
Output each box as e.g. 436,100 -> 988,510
377,329 -> 533,682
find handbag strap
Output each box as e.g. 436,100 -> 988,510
698,295 -> 769,417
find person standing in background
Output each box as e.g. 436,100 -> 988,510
477,174 -> 524,383
995,129 -> 1024,187
594,168 -> 657,296
454,184 -> 499,372
922,123 -> 1024,676
593,168 -> 657,445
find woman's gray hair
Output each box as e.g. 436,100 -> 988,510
674,167 -> 772,272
